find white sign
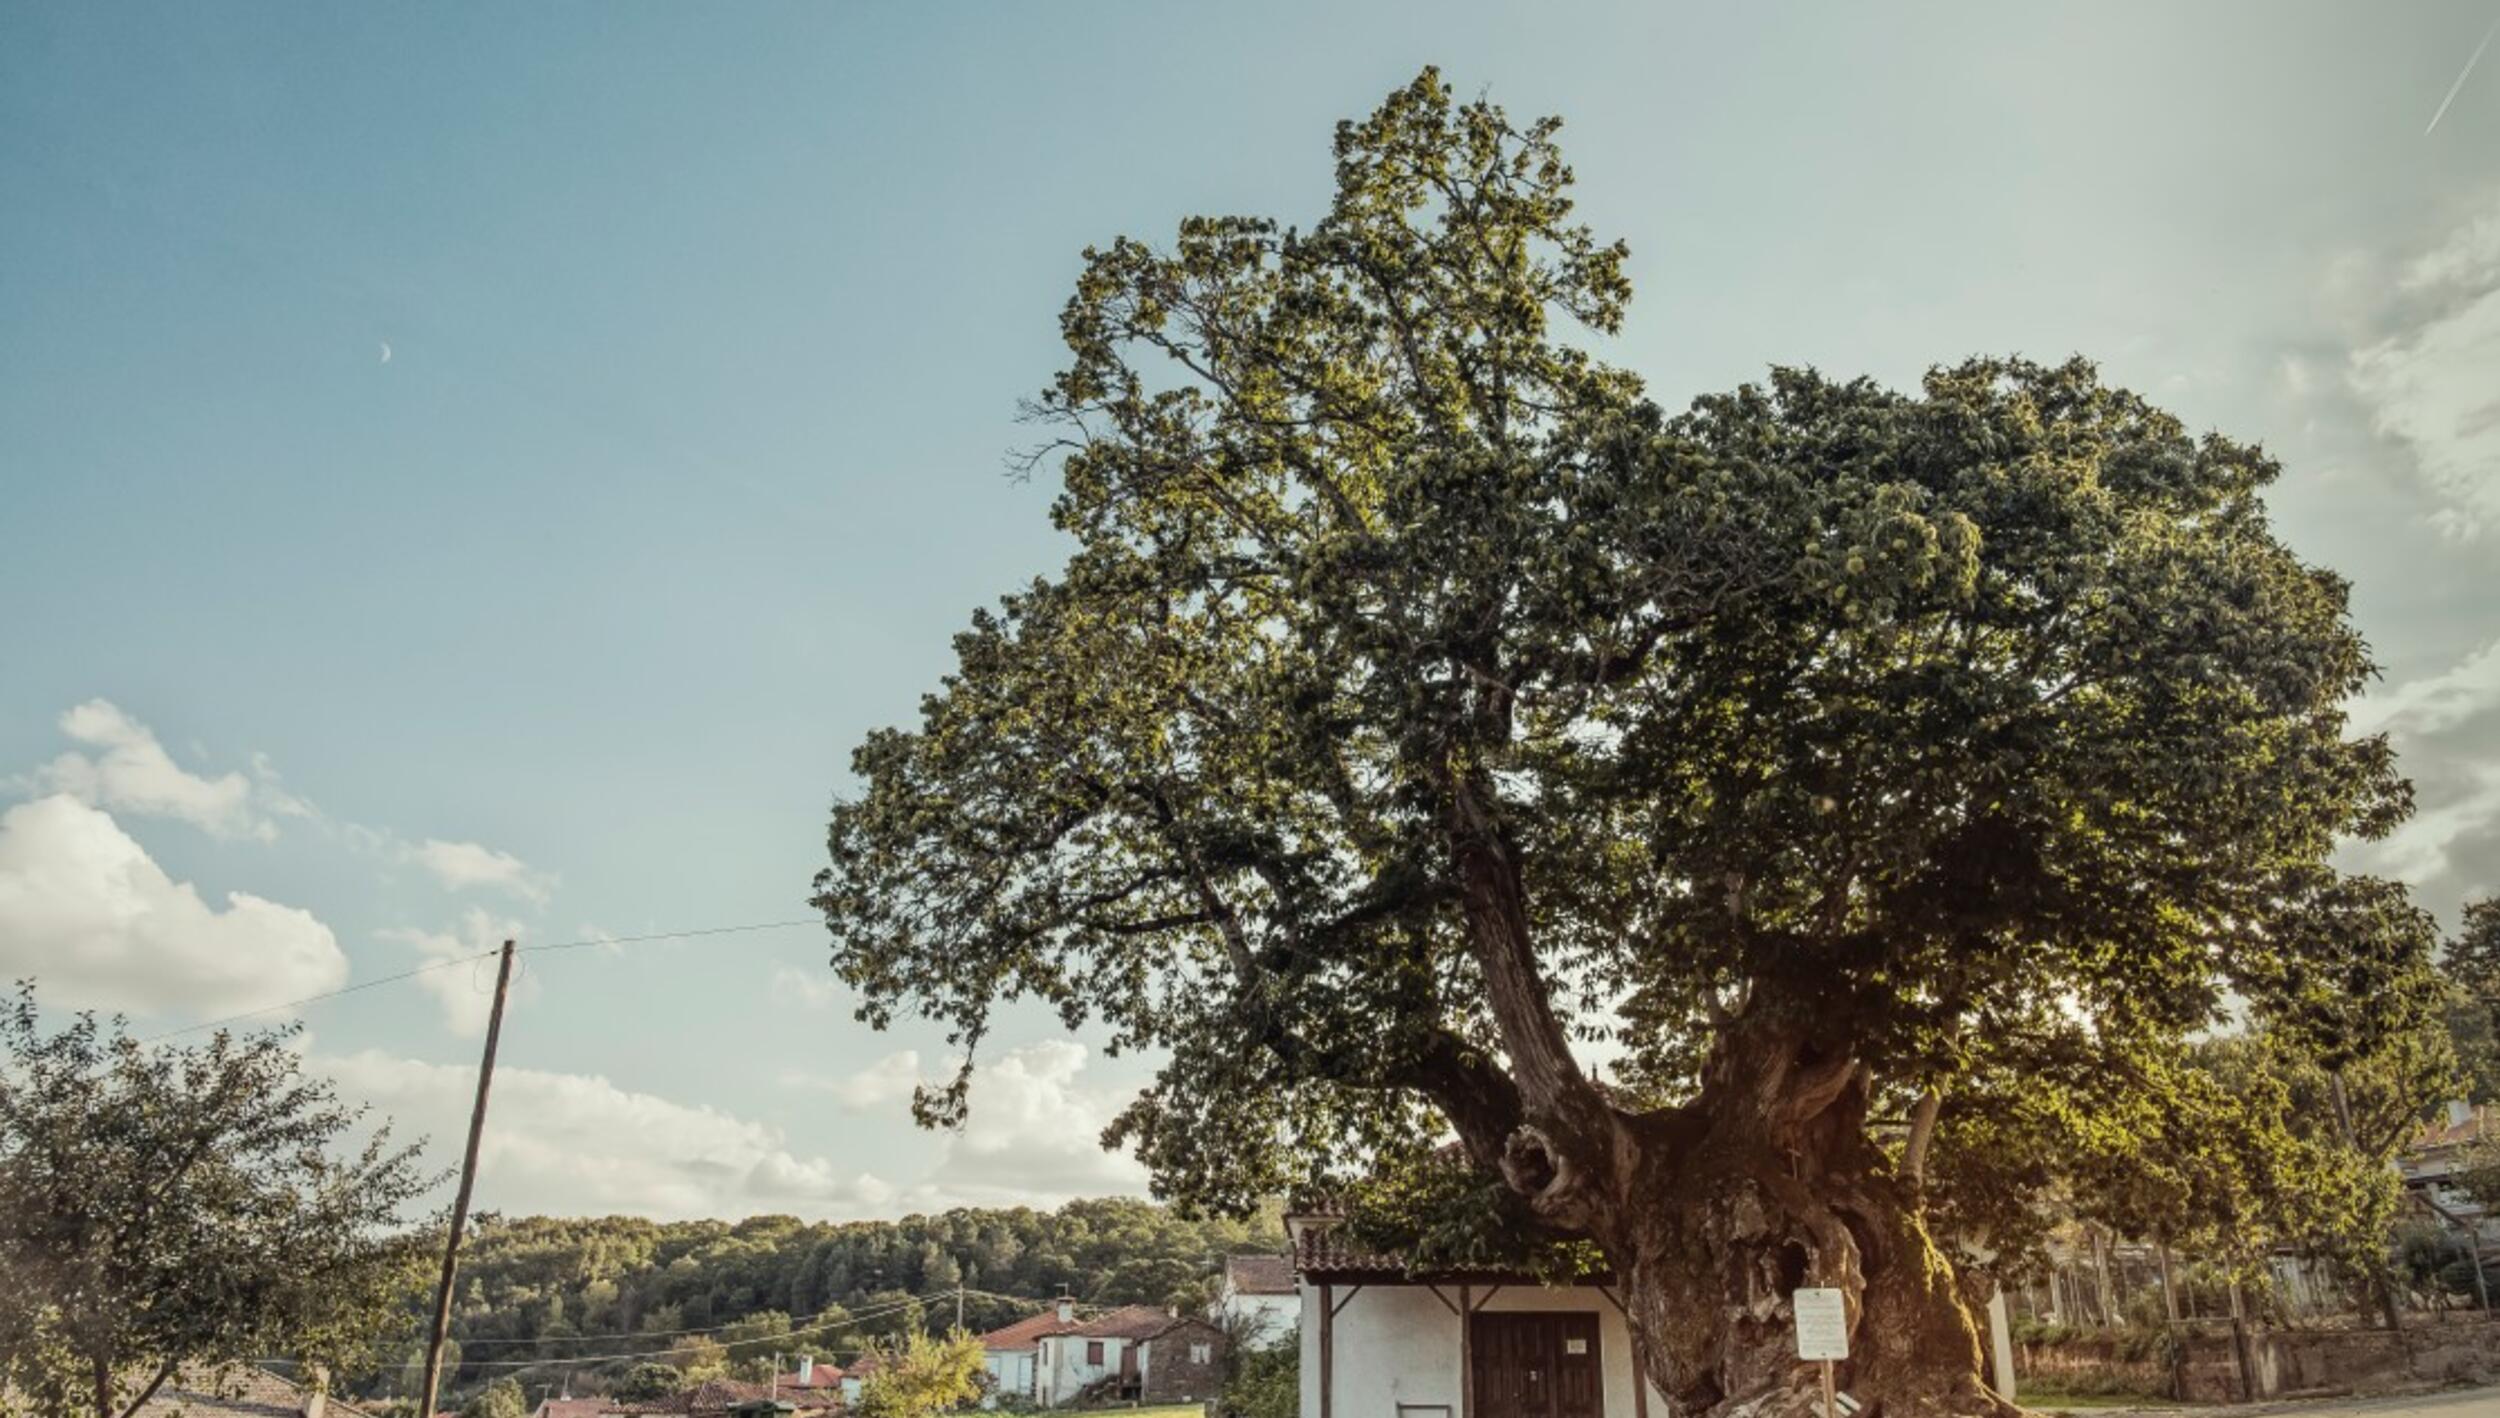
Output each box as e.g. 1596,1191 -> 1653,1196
1793,1287 -> 1849,1361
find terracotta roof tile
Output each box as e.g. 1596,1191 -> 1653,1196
1074,1305 -> 1180,1341
1222,1255 -> 1296,1296
975,1309 -> 1084,1351
128,1367 -> 380,1418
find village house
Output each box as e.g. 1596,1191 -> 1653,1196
775,1356 -> 847,1403
1211,1254 -> 1298,1348
1289,1205 -> 2020,1418
131,1366 -> 379,1418
2400,1100 -> 2497,1262
975,1297 -> 1225,1408
975,1299 -> 1077,1404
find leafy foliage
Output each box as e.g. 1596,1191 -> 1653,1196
612,1364 -> 684,1401
1219,1334 -> 1297,1418
0,985 -> 432,1418
457,1378 -> 526,1418
2444,899 -> 2500,1102
850,1332 -> 984,1418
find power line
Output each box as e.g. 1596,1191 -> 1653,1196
136,920 -> 823,1044
136,953 -> 497,1044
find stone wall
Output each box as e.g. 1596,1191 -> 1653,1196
2018,1315 -> 2500,1404
2174,1317 -> 2500,1402
1142,1320 -> 1226,1404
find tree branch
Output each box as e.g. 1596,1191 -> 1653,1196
110,1361 -> 178,1418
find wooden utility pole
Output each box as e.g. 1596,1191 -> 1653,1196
419,940 -> 519,1418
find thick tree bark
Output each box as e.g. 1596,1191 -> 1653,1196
1437,773 -> 2006,1418
1461,992 -> 2014,1418
1609,1011 -> 2009,1418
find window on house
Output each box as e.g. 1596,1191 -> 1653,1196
1190,1343 -> 1212,1365
1086,1341 -> 1104,1365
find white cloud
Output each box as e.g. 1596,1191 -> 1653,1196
0,795 -> 346,1016
2350,638 -> 2500,737
769,963 -> 844,1010
780,1048 -> 924,1111
2347,202 -> 2500,538
908,1040 -> 1149,1209
378,907 -> 543,1037
22,700 -> 271,840
2359,761 -> 2500,889
317,1049 -> 898,1220
409,838 -> 554,904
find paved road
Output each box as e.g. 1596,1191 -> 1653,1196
2257,1393 -> 2500,1418
2050,1390 -> 2500,1418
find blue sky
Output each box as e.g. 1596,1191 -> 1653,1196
4,1 -> 2496,1220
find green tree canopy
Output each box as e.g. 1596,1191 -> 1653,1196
815,69 -> 2415,1418
611,1365 -> 684,1402
2445,899 -> 2500,1101
457,1379 -> 525,1418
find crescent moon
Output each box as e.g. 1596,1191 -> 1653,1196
379,341 -> 393,364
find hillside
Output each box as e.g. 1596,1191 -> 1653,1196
360,1198 -> 1288,1406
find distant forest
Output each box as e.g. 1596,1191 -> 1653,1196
363,1199 -> 1288,1407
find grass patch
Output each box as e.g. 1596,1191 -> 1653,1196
2021,1390 -> 2197,1411
1068,1406 -> 1205,1418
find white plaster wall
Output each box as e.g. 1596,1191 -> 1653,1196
1041,1334 -> 1128,1405
1223,1291 -> 1301,1347
1299,1284 -> 1666,1418
982,1350 -> 1035,1407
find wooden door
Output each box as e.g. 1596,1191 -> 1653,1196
1471,1313 -> 1602,1418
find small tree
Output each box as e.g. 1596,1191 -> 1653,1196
457,1379 -> 525,1418
0,985 -> 431,1418
611,1364 -> 684,1402
851,1332 -> 984,1418
1221,1337 -> 1297,1418
2444,900 -> 2500,1102
668,1337 -> 729,1384
717,1310 -> 793,1379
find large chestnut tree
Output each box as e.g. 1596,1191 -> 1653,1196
813,71 -> 2412,1418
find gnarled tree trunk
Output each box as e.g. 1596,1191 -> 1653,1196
1490,1001 -> 2014,1418
1447,794 -> 2011,1418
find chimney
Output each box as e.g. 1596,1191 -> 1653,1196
2450,1099 -> 2475,1129
300,1364 -> 330,1418
798,1357 -> 814,1385
1057,1295 -> 1076,1323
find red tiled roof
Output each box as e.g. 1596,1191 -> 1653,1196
605,1379 -> 809,1416
1074,1305 -> 1182,1341
2414,1104 -> 2492,1150
975,1309 -> 1084,1352
774,1365 -> 844,1391
1222,1254 -> 1296,1296
1289,1212 -> 1403,1277
125,1367 -> 381,1418
533,1400 -> 610,1418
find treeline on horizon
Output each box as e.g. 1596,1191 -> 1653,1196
366,1197 -> 1288,1405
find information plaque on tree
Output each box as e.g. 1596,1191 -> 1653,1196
1792,1288 -> 1849,1361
